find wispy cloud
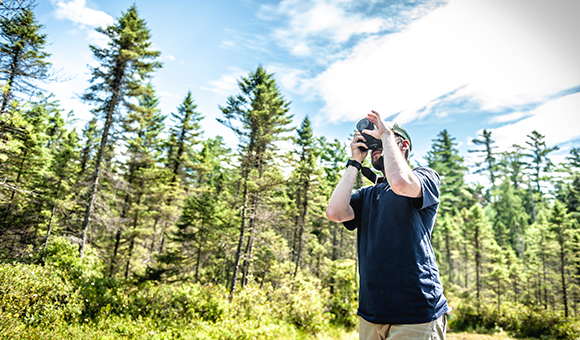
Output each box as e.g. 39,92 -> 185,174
52,0 -> 114,28
489,111 -> 531,124
200,69 -> 246,97
262,0 -> 443,60
312,0 -> 580,125
50,0 -> 114,47
490,92 -> 580,151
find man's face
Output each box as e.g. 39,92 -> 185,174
371,148 -> 383,169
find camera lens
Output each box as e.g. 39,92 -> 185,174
356,118 -> 374,132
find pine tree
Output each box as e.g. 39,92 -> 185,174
548,200 -> 574,317
0,7 -> 51,114
290,116 -> 318,277
462,204 -> 495,305
43,128 -> 80,252
79,5 -> 162,257
488,242 -> 510,313
469,129 -> 498,188
218,65 -> 293,298
492,179 -> 529,256
565,147 -> 580,172
166,91 -> 203,186
425,130 -> 474,213
524,130 -> 559,194
0,95 -> 55,247
109,84 -> 166,277
498,144 -> 527,190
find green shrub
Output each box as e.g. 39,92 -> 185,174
325,259 -> 358,328
449,301 -> 580,340
121,282 -> 230,322
0,262 -> 82,328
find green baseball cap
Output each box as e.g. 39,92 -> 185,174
392,123 -> 412,151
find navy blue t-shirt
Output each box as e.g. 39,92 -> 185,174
343,167 -> 448,324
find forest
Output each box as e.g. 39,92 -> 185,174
1,1 -> 580,339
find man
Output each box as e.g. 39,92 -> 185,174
326,110 -> 448,340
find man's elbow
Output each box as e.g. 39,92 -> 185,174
391,177 -> 421,198
326,206 -> 343,222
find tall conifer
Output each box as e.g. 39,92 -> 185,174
79,5 -> 161,257
0,7 -> 50,114
218,65 -> 292,297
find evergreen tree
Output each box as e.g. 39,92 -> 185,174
524,130 -> 559,194
218,65 -> 293,297
469,129 -> 498,187
0,95 -> 56,249
463,205 -> 494,304
166,90 -> 203,186
488,242 -> 510,313
290,116 -> 318,277
498,144 -> 527,190
425,130 -> 473,213
164,137 -> 232,283
548,200 -> 574,317
0,7 -> 51,114
43,128 -> 80,252
79,5 -> 162,257
565,147 -> 580,172
492,179 -> 529,256
109,84 -> 166,277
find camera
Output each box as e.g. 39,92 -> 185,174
356,118 -> 383,151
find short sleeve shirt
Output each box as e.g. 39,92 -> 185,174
343,167 -> 448,324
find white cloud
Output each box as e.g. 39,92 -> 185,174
489,111 -> 531,124
489,92 -> 580,151
267,0 -> 417,58
51,0 -> 114,47
200,69 -> 246,97
52,0 -> 114,28
313,0 -> 580,124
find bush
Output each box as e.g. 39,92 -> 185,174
0,237 -> 348,339
449,301 -> 580,340
325,259 -> 358,328
0,262 -> 82,328
120,282 -> 230,322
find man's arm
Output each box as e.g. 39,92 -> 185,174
326,131 -> 367,222
365,110 -> 422,198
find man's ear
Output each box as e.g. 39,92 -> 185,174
401,140 -> 410,152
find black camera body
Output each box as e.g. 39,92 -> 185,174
356,118 -> 383,151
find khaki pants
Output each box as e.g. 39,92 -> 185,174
359,315 -> 447,340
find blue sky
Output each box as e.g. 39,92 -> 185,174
36,0 -> 580,184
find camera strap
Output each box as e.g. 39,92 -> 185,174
361,167 -> 384,185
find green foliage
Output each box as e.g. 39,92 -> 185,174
0,7 -> 51,112
0,246 -> 343,339
449,301 -> 580,339
0,262 -> 82,328
326,259 -> 358,328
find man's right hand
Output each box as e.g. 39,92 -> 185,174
351,131 -> 368,163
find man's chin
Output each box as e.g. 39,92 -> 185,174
372,155 -> 384,171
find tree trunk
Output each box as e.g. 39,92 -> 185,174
241,200 -> 257,288
124,236 -> 134,279
79,61 -> 126,258
475,224 -> 481,304
43,177 -> 62,252
561,242 -> 568,317
109,158 -> 137,276
229,183 -> 248,299
294,181 -> 309,277
0,49 -> 20,114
